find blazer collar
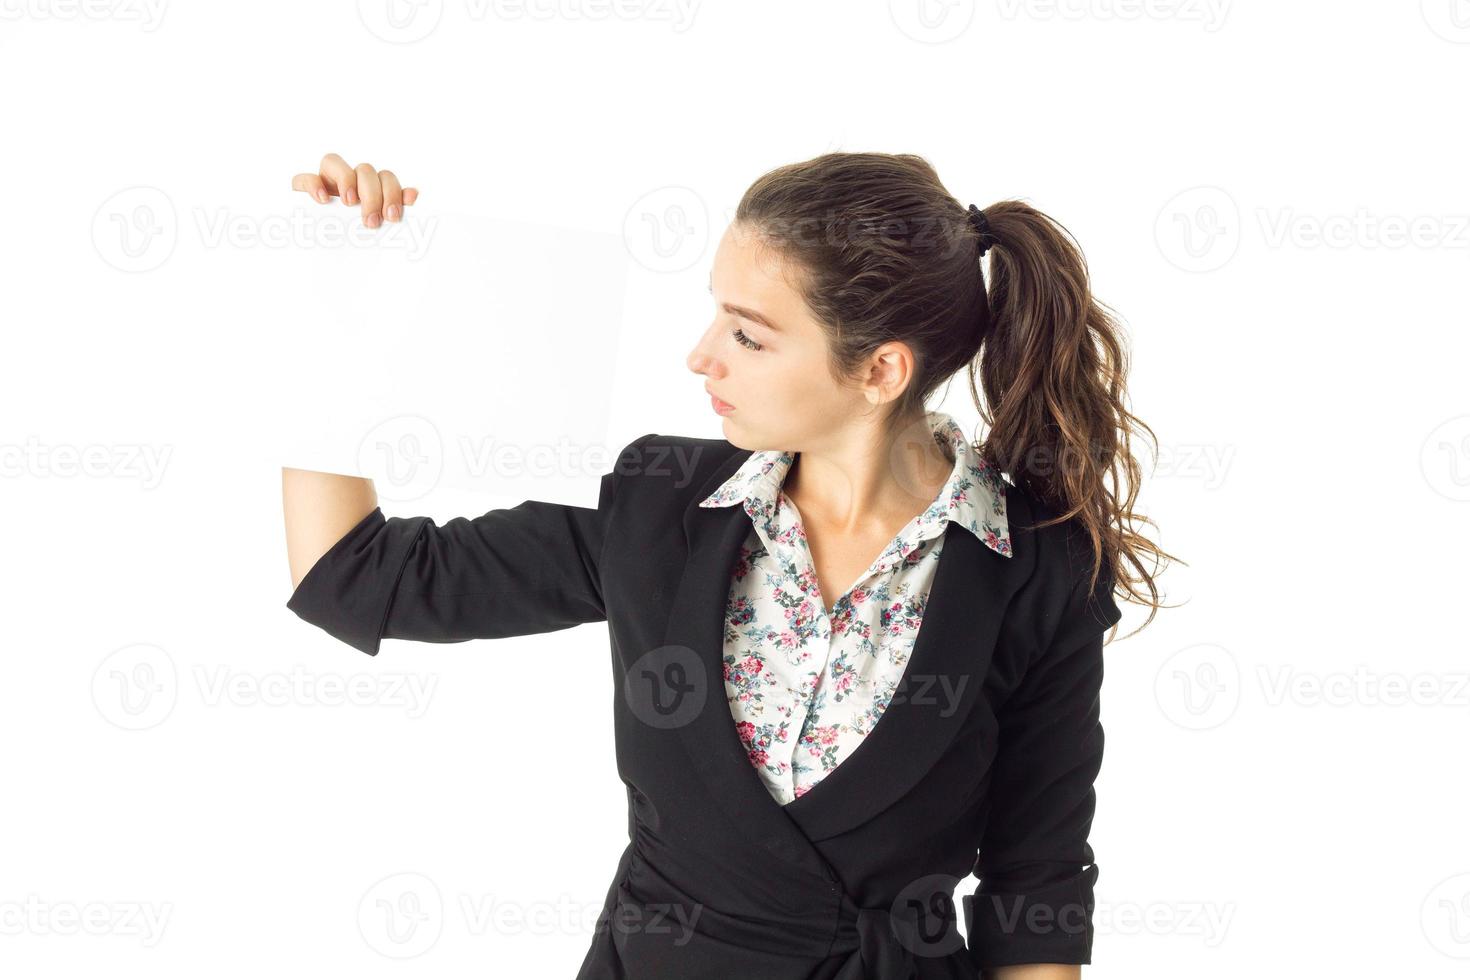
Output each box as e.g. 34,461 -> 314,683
659,433 -> 1036,875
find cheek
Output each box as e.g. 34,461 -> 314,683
769,348 -> 829,395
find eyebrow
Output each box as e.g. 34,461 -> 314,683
708,274 -> 783,333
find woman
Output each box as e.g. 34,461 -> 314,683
283,151 -> 1174,979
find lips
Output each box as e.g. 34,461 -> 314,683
706,387 -> 734,410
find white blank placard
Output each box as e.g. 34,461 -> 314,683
269,206 -> 629,503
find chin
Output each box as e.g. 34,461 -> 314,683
720,418 -> 751,448
722,421 -> 789,454
719,418 -> 761,449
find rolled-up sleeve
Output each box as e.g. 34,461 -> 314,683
285,434 -> 654,656
965,559 -> 1122,969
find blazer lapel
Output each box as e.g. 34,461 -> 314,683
660,447 -> 838,879
660,448 -> 1036,862
784,486 -> 1036,841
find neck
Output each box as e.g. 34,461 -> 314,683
783,420 -> 954,535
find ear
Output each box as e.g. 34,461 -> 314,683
862,340 -> 920,406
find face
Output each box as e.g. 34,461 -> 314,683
687,224 -> 895,451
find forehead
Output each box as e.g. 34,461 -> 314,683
710,225 -> 805,303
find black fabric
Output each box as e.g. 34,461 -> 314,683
286,450 -> 628,656
285,432 -> 1123,978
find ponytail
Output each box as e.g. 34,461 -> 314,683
974,201 -> 1176,632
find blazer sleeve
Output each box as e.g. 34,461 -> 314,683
965,558 -> 1122,970
285,433 -> 656,656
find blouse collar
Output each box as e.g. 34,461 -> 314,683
697,410 -> 1012,559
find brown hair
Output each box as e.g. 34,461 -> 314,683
732,151 -> 1179,637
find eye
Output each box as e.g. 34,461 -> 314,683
732,327 -> 763,351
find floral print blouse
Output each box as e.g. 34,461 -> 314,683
697,410 -> 1013,806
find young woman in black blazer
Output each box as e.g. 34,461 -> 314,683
283,151 -> 1174,980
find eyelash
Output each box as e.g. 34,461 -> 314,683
710,284 -> 763,351
732,327 -> 763,351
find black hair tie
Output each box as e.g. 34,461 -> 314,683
967,204 -> 999,257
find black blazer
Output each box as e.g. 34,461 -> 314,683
286,433 -> 1123,979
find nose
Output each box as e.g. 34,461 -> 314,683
686,324 -> 725,379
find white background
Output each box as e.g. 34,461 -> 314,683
3,1 -> 1469,977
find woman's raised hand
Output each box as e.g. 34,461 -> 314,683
290,153 -> 419,228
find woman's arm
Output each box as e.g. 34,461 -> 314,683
965,543 -> 1121,973
281,434 -> 657,656
282,467 -> 377,591
281,152 -> 414,591
987,965 -> 1081,980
